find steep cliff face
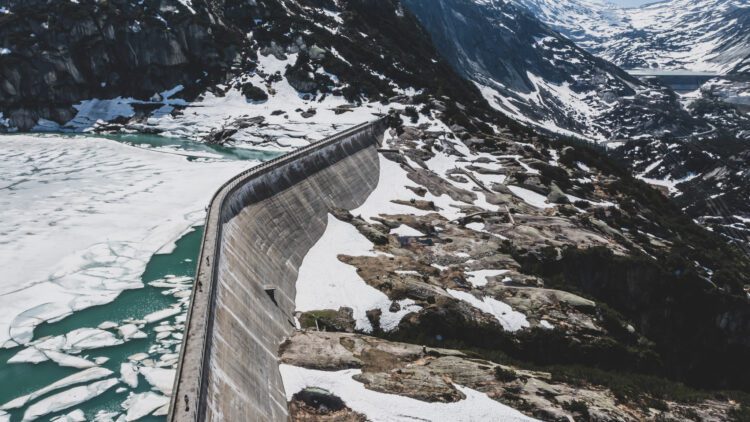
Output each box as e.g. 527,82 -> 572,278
0,0 -> 246,130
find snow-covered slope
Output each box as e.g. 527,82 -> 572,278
513,0 -> 627,49
402,0 -> 704,141
0,0 -> 503,144
732,54 -> 750,74
515,0 -> 750,73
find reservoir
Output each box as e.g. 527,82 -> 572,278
0,133 -> 279,421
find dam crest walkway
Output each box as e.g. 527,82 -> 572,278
167,118 -> 387,421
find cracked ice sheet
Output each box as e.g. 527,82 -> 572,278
0,135 -> 250,347
2,367 -> 112,410
280,365 -> 538,422
295,214 -> 421,332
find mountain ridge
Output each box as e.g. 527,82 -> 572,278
514,0 -> 750,73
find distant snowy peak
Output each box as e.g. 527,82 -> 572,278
513,0 -> 750,74
511,0 -> 625,47
403,0 -> 702,142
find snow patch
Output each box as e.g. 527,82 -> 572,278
465,269 -> 510,287
508,185 -> 555,209
447,289 -> 529,332
280,365 -> 537,421
295,214 -> 421,332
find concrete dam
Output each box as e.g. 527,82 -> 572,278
167,118 -> 387,421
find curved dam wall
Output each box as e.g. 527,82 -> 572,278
168,119 -> 386,421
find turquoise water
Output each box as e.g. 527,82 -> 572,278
0,227 -> 201,421
0,133 -> 282,421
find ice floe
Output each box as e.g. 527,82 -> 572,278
21,378 -> 118,421
9,328 -> 125,371
139,367 -> 175,395
117,324 -> 147,341
43,350 -> 97,369
2,367 -> 113,411
121,392 -> 169,421
120,363 -> 139,389
143,307 -> 182,324
51,409 -> 86,422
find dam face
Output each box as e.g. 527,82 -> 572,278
169,120 -> 385,421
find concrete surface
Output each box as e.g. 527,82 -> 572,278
168,118 -> 386,421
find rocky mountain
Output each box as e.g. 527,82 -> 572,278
0,0 -> 247,130
401,0 -> 708,142
485,0 -> 750,249
279,110 -> 750,420
0,0 -> 749,420
512,0 -> 750,91
0,0 -> 503,140
515,0 -> 750,73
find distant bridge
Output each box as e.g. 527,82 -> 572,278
167,118 -> 387,421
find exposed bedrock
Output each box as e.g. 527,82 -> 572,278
0,0 -> 245,130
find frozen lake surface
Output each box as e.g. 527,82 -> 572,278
0,134 -> 277,421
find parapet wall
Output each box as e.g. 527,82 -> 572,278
169,119 -> 386,421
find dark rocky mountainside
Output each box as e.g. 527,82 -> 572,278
0,0 -> 508,135
400,0 -> 750,251
0,0 -> 247,130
